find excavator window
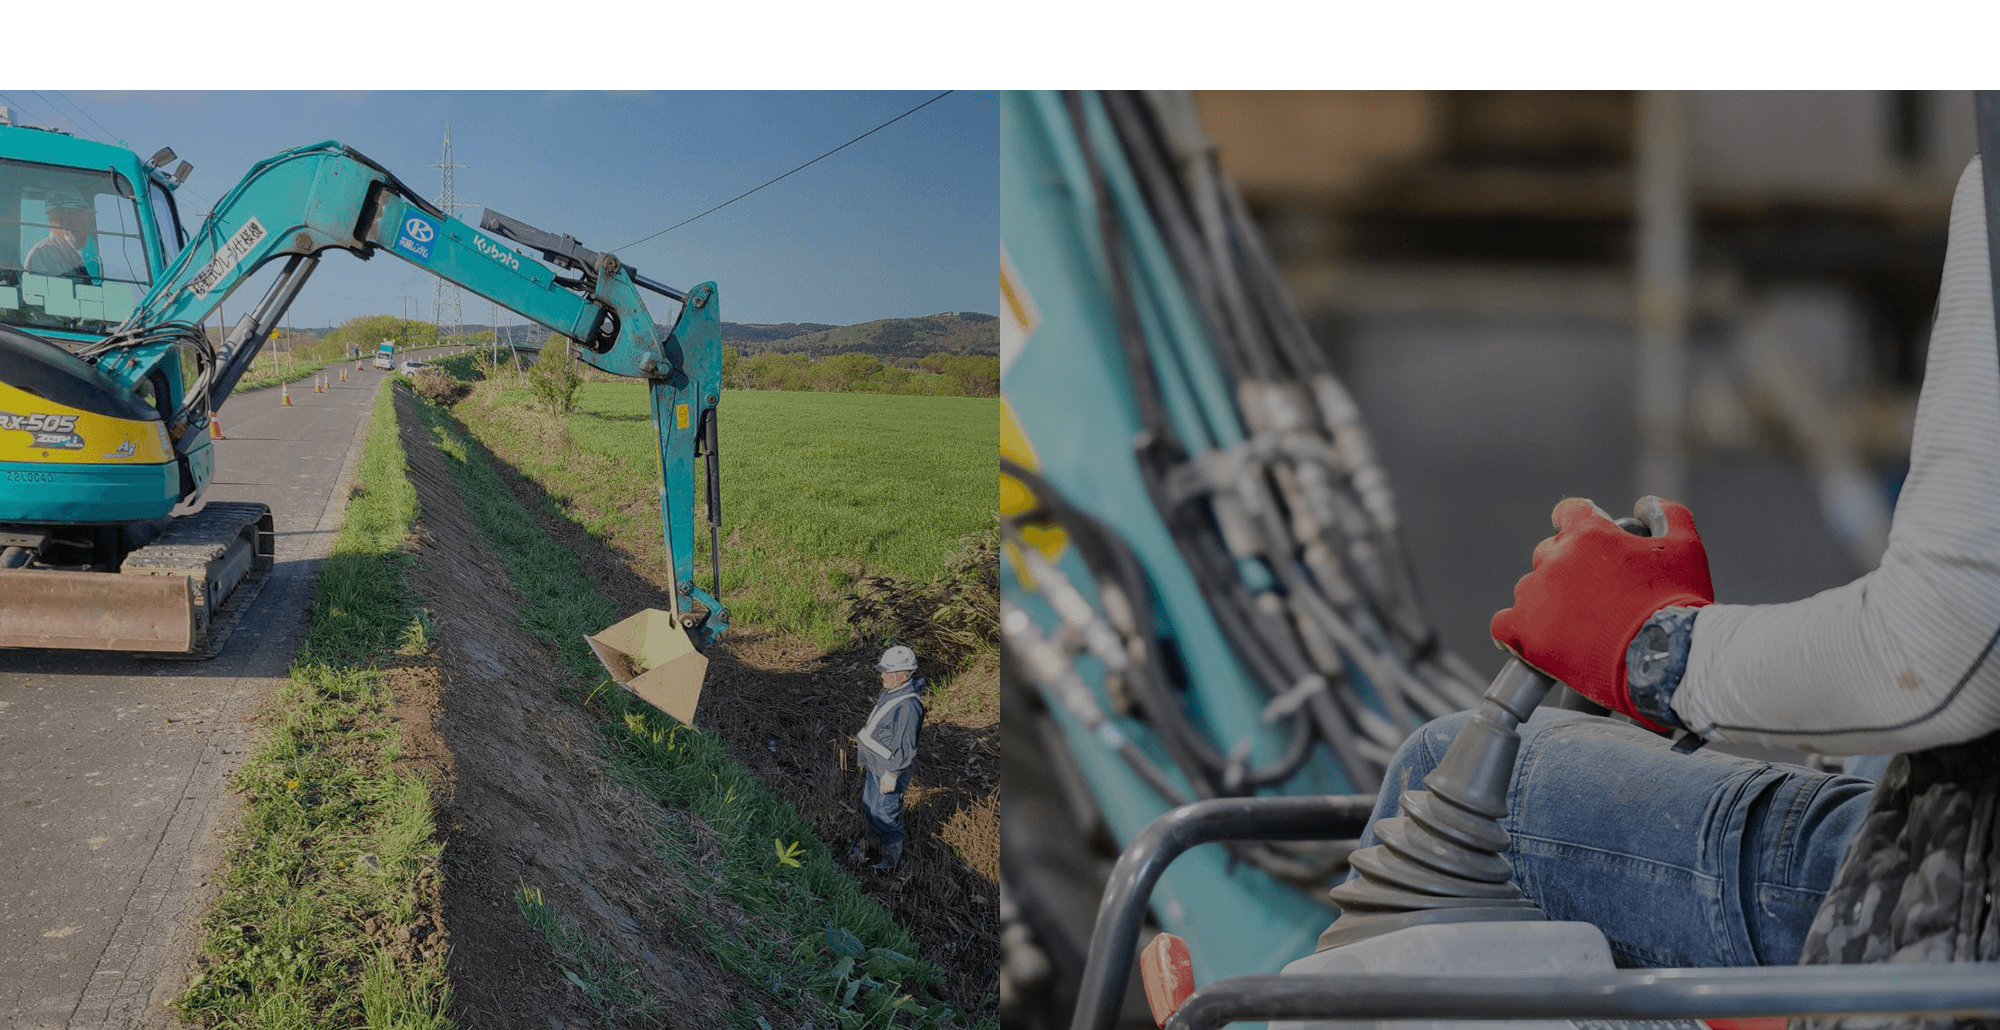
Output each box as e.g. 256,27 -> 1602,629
0,157 -> 149,337
147,178 -> 184,266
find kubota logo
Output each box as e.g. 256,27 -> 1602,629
0,411 -> 85,450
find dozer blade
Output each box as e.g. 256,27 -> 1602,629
0,568 -> 197,652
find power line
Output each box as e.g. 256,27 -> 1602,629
50,91 -> 124,146
29,91 -> 93,140
3,91 -> 215,211
0,91 -> 59,130
612,90 -> 955,253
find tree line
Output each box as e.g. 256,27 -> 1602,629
722,348 -> 998,398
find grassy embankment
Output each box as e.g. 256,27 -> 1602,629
231,355 -> 353,395
228,332 -> 371,395
230,343 -> 467,395
177,375 -> 979,1028
175,381 -> 452,1029
582,384 -> 995,641
405,394 -> 973,1028
435,364 -> 997,641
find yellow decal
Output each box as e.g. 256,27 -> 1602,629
998,247 -> 1064,575
1000,396 -> 1068,576
0,382 -> 172,465
675,403 -> 690,430
999,246 -> 1039,379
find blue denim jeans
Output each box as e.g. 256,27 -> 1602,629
863,768 -> 907,850
1354,709 -> 1878,968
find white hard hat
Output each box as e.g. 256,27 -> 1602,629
875,645 -> 917,673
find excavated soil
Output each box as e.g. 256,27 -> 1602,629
391,390 -> 780,1027
385,388 -> 999,1026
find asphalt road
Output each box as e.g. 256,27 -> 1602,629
0,352 -> 458,1029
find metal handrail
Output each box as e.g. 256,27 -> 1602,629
1164,964 -> 2000,1030
1070,795 -> 1375,1030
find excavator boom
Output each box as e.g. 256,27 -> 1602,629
0,126 -> 725,655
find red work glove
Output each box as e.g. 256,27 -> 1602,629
1490,496 -> 1714,731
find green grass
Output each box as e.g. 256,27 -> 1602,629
512,885 -> 659,1022
462,381 -> 996,648
574,385 -> 994,580
175,381 -> 452,1030
408,395 -> 980,1029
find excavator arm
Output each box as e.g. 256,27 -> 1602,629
1,136 -> 725,651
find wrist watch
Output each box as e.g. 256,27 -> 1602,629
1626,605 -> 1700,732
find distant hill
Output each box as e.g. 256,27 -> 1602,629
718,322 -> 838,345
722,312 -> 997,362
317,311 -> 998,362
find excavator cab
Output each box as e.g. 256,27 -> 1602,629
0,123 -> 268,655
0,138 -> 173,342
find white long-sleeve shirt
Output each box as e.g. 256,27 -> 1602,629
1673,157 -> 2000,756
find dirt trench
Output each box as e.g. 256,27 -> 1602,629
384,388 -> 999,1025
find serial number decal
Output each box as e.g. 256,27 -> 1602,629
0,411 -> 84,450
472,234 -> 523,272
191,218 -> 268,299
4,470 -> 56,482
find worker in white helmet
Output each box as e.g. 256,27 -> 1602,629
855,645 -> 925,871
25,196 -> 97,283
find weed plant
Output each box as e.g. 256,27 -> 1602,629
409,396 -> 980,1029
528,336 -> 584,415
175,383 -> 452,1029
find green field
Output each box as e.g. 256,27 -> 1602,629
452,381 -> 997,648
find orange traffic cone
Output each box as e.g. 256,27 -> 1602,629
339,369 -> 349,382
315,377 -> 324,394
281,383 -> 293,407
209,415 -> 223,440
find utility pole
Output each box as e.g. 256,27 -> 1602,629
431,123 -> 467,348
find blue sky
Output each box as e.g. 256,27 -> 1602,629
0,90 -> 995,330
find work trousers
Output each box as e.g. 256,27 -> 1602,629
1353,708 -> 1878,968
863,768 -> 908,850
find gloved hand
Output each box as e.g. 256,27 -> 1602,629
880,771 -> 899,793
1490,496 -> 1714,731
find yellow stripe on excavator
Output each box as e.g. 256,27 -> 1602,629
0,381 -> 173,465
1000,395 -> 1067,572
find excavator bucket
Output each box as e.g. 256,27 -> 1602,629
0,568 -> 197,652
585,608 -> 709,725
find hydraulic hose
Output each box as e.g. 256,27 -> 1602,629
1050,91 -> 1486,801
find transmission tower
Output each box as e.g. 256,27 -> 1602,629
430,123 -> 467,345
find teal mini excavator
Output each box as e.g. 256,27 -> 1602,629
0,117 -> 726,656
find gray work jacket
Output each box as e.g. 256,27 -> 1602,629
858,679 -> 925,776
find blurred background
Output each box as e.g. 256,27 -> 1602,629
1001,91 -> 1980,1029
1194,90 -> 1973,682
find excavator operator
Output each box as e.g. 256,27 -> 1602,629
1355,157 -> 2000,973
25,196 -> 97,282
